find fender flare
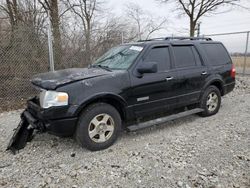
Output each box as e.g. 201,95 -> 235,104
200,75 -> 225,100
75,92 -> 127,117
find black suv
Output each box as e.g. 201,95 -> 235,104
8,37 -> 235,153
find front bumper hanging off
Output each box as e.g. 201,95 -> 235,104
6,111 -> 43,154
7,98 -> 78,154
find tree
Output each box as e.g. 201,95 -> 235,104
65,0 -> 101,65
2,0 -> 19,31
92,16 -> 136,56
0,0 -> 47,41
160,0 -> 240,36
38,0 -> 62,67
0,0 -> 39,31
125,3 -> 167,40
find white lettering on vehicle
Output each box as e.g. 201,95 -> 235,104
137,96 -> 149,102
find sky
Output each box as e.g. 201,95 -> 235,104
107,0 -> 250,53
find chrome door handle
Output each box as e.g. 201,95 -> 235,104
201,71 -> 207,75
166,77 -> 173,81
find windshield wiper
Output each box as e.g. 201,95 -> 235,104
91,64 -> 112,72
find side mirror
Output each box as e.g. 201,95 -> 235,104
136,62 -> 157,77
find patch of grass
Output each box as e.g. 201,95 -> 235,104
231,56 -> 250,68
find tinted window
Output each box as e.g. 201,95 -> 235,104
173,46 -> 196,68
192,46 -> 202,66
144,47 -> 170,71
202,43 -> 231,65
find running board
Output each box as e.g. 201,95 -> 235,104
127,108 -> 204,131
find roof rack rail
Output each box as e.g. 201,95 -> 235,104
137,38 -> 166,42
138,36 -> 212,42
165,36 -> 212,41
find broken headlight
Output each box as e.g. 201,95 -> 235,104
39,90 -> 69,109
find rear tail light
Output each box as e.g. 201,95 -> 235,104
231,64 -> 236,78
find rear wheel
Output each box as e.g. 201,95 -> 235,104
75,103 -> 121,151
199,86 -> 221,117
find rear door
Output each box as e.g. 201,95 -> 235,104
171,44 -> 208,105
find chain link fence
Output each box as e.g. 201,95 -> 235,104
0,25 -> 249,112
0,23 -> 122,112
0,25 -> 49,111
205,31 -> 250,75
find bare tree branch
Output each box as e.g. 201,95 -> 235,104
159,0 -> 241,36
126,2 -> 167,40
64,0 -> 100,65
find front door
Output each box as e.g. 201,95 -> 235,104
129,45 -> 179,118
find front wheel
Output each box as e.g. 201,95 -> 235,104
199,86 -> 221,117
75,103 -> 121,151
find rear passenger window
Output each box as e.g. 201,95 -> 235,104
202,43 -> 231,65
144,46 -> 170,71
173,46 -> 196,68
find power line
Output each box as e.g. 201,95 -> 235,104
202,22 -> 250,29
205,31 -> 250,36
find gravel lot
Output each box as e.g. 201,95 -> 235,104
0,76 -> 250,188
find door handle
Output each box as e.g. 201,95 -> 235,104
201,71 -> 207,75
166,76 -> 173,81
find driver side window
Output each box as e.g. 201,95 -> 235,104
144,46 -> 171,71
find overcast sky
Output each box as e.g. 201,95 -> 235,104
107,0 -> 250,52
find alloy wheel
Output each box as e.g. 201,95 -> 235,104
206,92 -> 219,112
88,113 -> 115,143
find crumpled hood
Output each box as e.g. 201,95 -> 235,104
31,68 -> 110,90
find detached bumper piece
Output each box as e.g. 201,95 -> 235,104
7,111 -> 44,154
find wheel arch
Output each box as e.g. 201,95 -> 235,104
200,77 -> 225,101
75,93 -> 127,121
209,80 -> 224,96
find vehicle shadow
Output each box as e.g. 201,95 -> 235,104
120,114 -> 199,140
4,114 -> 200,155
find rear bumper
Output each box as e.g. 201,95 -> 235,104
223,81 -> 235,95
26,97 -> 78,137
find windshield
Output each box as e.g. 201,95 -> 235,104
93,45 -> 143,70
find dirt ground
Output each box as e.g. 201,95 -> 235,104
0,76 -> 249,188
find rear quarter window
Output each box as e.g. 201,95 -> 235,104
202,43 -> 231,65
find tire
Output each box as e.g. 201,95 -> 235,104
75,102 -> 121,151
199,85 -> 221,117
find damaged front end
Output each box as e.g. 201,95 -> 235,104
7,110 -> 45,154
7,96 -> 78,154
7,68 -> 112,154
7,97 -> 46,154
